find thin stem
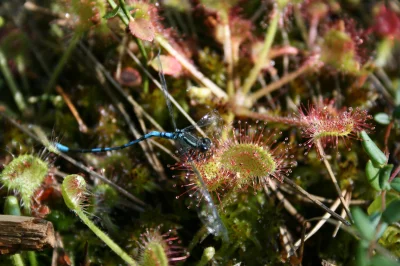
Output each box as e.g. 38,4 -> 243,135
293,193 -> 343,248
293,4 -> 309,46
247,56 -> 319,104
282,175 -> 350,225
315,140 -> 354,223
155,35 -> 227,100
76,209 -> 138,265
0,48 -> 27,112
332,190 -> 352,237
222,22 -> 234,97
241,7 -> 280,95
389,165 -> 400,182
108,0 -> 129,24
55,86 -> 88,133
235,107 -> 306,127
44,33 -> 81,95
134,38 -> 150,94
267,181 -> 311,228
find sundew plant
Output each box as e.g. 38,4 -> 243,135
1,0 -> 400,265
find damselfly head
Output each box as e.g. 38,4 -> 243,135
198,137 -> 212,152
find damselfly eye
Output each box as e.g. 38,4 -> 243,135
199,138 -> 212,151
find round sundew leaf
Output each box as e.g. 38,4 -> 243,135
360,131 -> 387,167
366,160 -> 381,191
150,55 -> 182,76
352,207 -> 375,241
379,164 -> 393,191
374,112 -> 391,125
382,199 -> 400,224
61,175 -> 87,211
391,178 -> 400,193
128,18 -> 155,42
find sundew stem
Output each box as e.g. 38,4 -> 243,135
62,175 -> 138,265
315,140 -> 354,223
0,48 -> 27,112
247,57 -> 319,104
75,208 -> 138,266
241,5 -> 281,95
235,107 -> 306,127
43,32 -> 81,95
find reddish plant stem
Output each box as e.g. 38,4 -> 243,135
389,165 -> 400,182
235,107 -> 307,127
384,120 -> 394,154
247,55 -> 321,105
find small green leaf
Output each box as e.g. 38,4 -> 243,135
360,131 -> 387,167
379,164 -> 393,191
353,207 -> 375,241
391,178 -> 400,193
368,192 -> 400,214
374,113 -> 391,125
382,199 -> 400,224
103,6 -> 120,19
366,160 -> 381,191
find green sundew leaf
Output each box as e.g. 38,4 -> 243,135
366,160 -> 381,191
382,199 -> 400,224
374,113 -> 391,125
103,6 -> 120,19
379,164 -> 393,191
353,207 -> 375,241
391,178 -> 400,193
360,131 -> 387,167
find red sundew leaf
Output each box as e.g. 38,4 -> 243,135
116,67 -> 142,87
150,55 -> 182,76
128,18 -> 155,42
373,5 -> 400,39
